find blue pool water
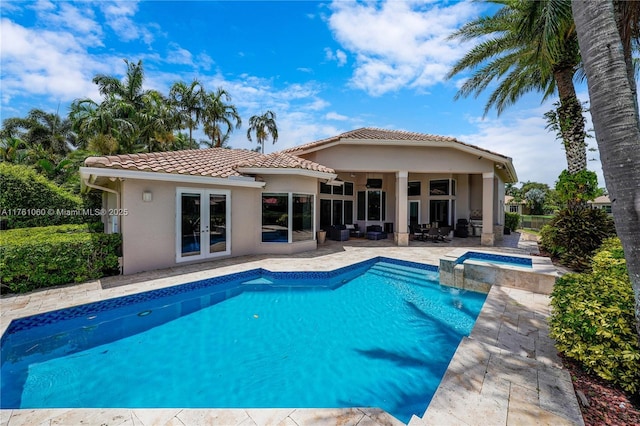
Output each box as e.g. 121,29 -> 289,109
457,251 -> 533,268
1,258 -> 487,423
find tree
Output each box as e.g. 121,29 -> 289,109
247,110 -> 278,154
448,0 -> 587,175
1,109 -> 75,157
572,0 -> 640,339
524,188 -> 546,215
169,79 -> 204,146
201,88 -> 241,148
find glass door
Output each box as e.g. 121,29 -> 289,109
177,189 -> 230,262
408,200 -> 420,228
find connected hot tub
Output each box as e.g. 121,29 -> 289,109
439,249 -> 558,294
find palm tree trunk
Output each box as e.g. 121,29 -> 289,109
554,67 -> 587,175
573,0 -> 640,340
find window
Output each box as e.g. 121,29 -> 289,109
344,182 -> 354,196
292,194 -> 313,242
366,178 -> 382,188
509,205 -> 519,213
430,179 -> 450,195
262,193 -> 314,243
357,190 -> 386,221
344,200 -> 353,224
408,181 -> 421,196
320,182 -> 332,194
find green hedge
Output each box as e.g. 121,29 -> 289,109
0,163 -> 86,228
549,238 -> 640,393
504,212 -> 520,231
0,224 -> 121,293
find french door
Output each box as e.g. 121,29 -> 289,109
176,188 -> 230,262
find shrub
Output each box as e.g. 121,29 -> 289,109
504,212 -> 520,231
539,207 -> 616,271
0,163 -> 88,228
550,238 -> 640,393
0,224 -> 121,293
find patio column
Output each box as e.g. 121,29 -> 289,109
481,172 -> 495,246
396,171 -> 409,246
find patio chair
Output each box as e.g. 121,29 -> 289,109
426,226 -> 440,242
410,224 -> 424,241
438,226 -> 452,242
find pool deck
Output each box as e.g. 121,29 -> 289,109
0,233 -> 584,426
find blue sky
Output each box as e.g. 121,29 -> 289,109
1,0 -> 603,187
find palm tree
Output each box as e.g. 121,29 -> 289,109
1,109 -> 75,156
572,0 -> 640,340
69,98 -> 134,154
137,90 -> 179,152
246,110 -> 278,154
93,59 -> 148,112
169,79 -> 204,146
447,0 -> 587,175
201,88 -> 242,148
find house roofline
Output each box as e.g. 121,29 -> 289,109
80,167 -> 267,188
235,167 -> 337,180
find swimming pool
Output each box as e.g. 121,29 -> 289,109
1,257 -> 487,423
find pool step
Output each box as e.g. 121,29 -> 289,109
369,262 -> 436,286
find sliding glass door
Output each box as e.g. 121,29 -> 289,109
176,188 -> 230,262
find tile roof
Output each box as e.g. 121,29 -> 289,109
281,127 -> 509,159
84,148 -> 333,177
235,152 -> 334,173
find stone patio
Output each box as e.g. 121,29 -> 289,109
0,234 -> 584,425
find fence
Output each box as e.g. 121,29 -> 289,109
520,215 -> 554,231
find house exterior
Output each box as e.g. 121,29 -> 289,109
588,195 -> 612,213
505,195 -> 526,215
80,128 -> 517,275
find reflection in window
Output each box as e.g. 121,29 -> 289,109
262,193 -> 314,243
357,190 -> 386,221
292,194 -> 313,242
209,194 -> 227,253
262,194 -> 288,242
430,179 -> 456,196
430,179 -> 449,195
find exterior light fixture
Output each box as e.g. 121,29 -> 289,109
142,191 -> 153,202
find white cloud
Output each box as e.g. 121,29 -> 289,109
325,111 -> 349,121
327,0 -> 482,95
0,18 -> 106,104
99,1 -> 155,45
166,43 -> 193,65
324,47 -> 347,66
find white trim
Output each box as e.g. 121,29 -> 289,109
80,167 -> 266,188
236,167 -> 336,180
483,172 -> 495,179
176,188 -> 231,263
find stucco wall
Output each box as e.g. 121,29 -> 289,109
118,179 -> 264,275
304,145 -> 494,174
114,175 -> 320,275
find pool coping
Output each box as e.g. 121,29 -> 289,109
0,245 -> 584,426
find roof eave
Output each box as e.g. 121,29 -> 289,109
236,167 -> 337,180
79,167 -> 267,188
